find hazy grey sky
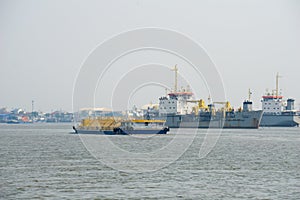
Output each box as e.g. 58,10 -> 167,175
1,0 -> 300,112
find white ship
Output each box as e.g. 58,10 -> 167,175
260,73 -> 300,127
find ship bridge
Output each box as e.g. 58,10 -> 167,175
168,91 -> 194,99
262,95 -> 283,99
261,73 -> 284,115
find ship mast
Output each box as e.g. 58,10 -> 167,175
276,72 -> 281,97
31,100 -> 34,123
171,65 -> 178,92
248,88 -> 252,101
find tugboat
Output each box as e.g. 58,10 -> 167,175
260,73 -> 300,127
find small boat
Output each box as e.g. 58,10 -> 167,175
113,119 -> 170,135
6,119 -> 20,124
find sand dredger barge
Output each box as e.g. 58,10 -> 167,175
73,117 -> 169,134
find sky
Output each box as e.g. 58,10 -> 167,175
1,0 -> 300,112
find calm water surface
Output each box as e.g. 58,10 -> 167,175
0,124 -> 299,199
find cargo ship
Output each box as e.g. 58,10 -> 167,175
155,92 -> 263,129
153,66 -> 263,129
260,73 -> 300,127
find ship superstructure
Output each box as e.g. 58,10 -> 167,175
159,65 -> 195,115
159,90 -> 194,115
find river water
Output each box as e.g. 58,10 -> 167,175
0,123 -> 299,199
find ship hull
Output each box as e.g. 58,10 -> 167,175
72,126 -> 125,135
159,110 -> 263,129
120,130 -> 168,134
73,128 -> 168,135
72,129 -> 118,135
115,128 -> 169,135
260,115 -> 300,127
